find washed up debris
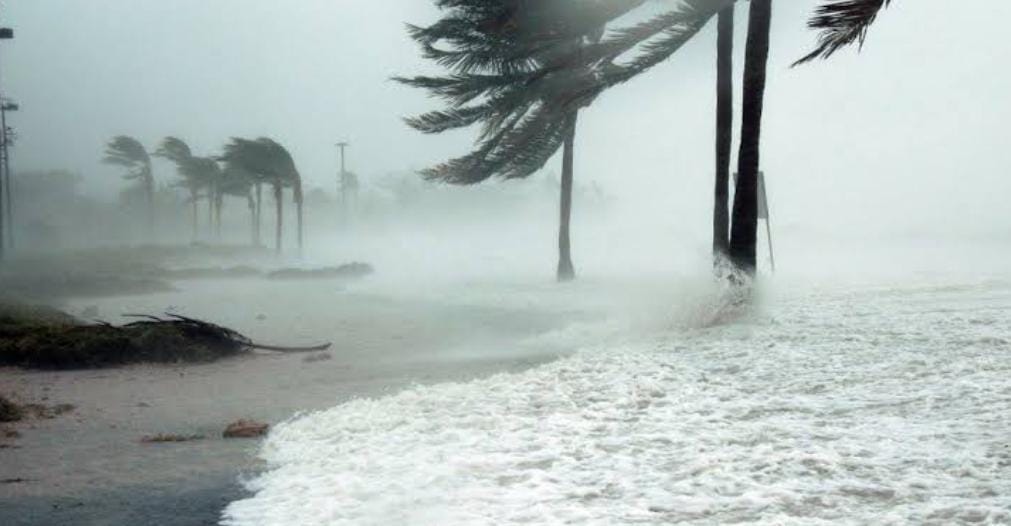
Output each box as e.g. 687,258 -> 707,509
141,433 -> 206,444
223,419 -> 269,438
20,403 -> 76,419
1,303 -> 331,369
0,396 -> 22,422
266,262 -> 373,281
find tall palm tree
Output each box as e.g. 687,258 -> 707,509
728,0 -> 772,275
713,4 -> 735,267
220,138 -> 303,254
399,0 -> 697,281
103,136 -> 154,234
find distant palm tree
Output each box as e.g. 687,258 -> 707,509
729,0 -> 772,275
221,138 -> 303,254
103,136 -> 154,233
155,137 -> 220,242
217,161 -> 257,244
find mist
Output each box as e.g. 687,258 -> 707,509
1,1 -> 1010,525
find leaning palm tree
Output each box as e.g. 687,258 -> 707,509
155,137 -> 219,242
103,136 -> 154,234
217,161 -> 258,245
220,138 -> 303,254
398,0 -> 709,281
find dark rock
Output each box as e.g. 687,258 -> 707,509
223,420 -> 268,439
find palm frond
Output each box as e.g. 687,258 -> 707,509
794,0 -> 892,66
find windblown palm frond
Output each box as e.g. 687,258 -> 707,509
794,0 -> 892,66
399,0 -> 727,184
103,136 -> 152,179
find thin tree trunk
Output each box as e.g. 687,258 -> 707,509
254,182 -> 262,247
215,193 -> 223,240
206,195 -> 212,239
248,192 -> 256,246
557,111 -> 578,282
729,0 -> 772,276
295,182 -> 304,255
145,165 -> 155,239
713,5 -> 734,266
190,189 -> 198,242
273,182 -> 283,255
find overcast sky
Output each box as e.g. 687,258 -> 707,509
3,0 -> 1010,240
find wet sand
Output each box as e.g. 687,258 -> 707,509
0,277 -> 598,525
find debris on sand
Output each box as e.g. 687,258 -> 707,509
0,396 -> 23,422
20,403 -> 76,419
266,262 -> 373,281
223,419 -> 269,438
1,303 -> 331,370
141,433 -> 206,444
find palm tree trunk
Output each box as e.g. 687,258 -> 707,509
713,5 -> 734,266
295,182 -> 304,255
190,189 -> 198,242
207,192 -> 214,239
254,182 -> 262,247
273,182 -> 283,255
729,0 -> 772,276
557,111 -> 578,282
247,192 -> 256,246
215,193 -> 223,240
144,165 -> 155,238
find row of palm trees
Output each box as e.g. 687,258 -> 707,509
102,136 -> 304,254
400,0 -> 893,283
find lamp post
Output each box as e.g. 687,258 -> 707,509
0,26 -> 13,260
335,141 -> 349,206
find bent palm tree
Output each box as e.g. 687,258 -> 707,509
104,136 -> 154,234
221,138 -> 303,254
155,137 -> 219,242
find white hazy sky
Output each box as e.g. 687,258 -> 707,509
3,0 -> 1010,241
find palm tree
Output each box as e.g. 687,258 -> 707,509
154,137 -> 219,242
103,136 -> 154,233
398,0 -> 706,281
218,161 -> 258,245
221,138 -> 303,254
713,4 -> 735,267
728,0 -> 772,275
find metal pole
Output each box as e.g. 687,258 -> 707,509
0,104 -> 5,258
335,142 -> 348,207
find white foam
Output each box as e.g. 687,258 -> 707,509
223,280 -> 1011,525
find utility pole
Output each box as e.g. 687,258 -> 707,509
335,141 -> 349,207
0,25 -> 13,260
1,99 -> 17,251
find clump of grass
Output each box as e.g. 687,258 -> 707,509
266,262 -> 373,280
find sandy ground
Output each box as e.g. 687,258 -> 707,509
0,275 -> 598,525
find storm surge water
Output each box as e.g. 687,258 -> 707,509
222,275 -> 1011,525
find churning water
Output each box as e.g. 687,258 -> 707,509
222,276 -> 1011,525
